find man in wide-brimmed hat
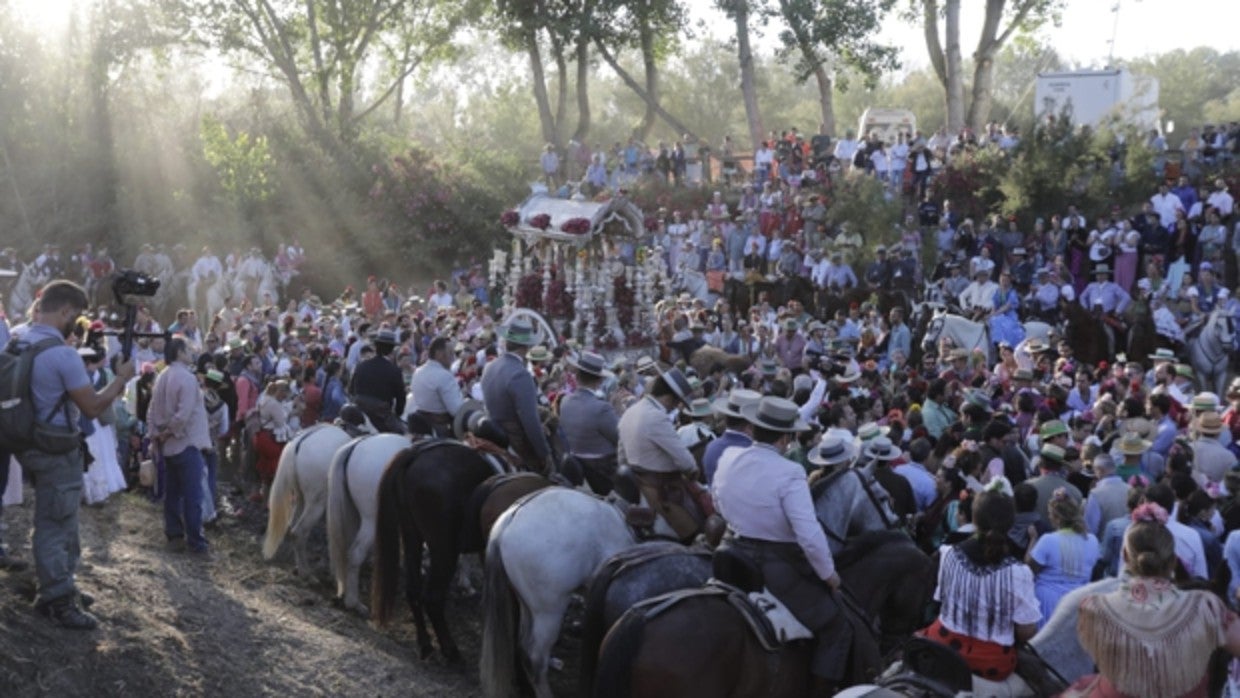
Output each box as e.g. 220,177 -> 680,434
703,388 -> 761,484
1026,443 -> 1083,527
618,366 -> 717,542
409,335 -> 465,438
481,317 -> 553,472
348,327 -> 406,433
558,352 -> 620,494
713,396 -> 850,696
1191,412 -> 1237,485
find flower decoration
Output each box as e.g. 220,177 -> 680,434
500,209 -> 520,227
644,216 -> 660,233
1130,502 -> 1168,525
529,213 -> 552,231
560,217 -> 591,235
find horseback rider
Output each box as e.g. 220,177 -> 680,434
959,267 -> 998,322
557,351 -> 620,495
617,366 -> 718,542
713,397 -> 849,697
347,328 -> 407,433
409,335 -> 464,438
480,317 -> 554,473
1079,264 -> 1131,333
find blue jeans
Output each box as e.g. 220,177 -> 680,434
164,447 -> 208,552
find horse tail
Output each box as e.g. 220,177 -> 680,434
479,530 -> 517,698
578,557 -> 622,698
261,428 -> 303,559
327,438 -> 363,601
370,448 -> 411,626
591,609 -> 645,698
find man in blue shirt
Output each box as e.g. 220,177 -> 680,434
1148,392 -> 1177,458
893,439 -> 937,512
885,308 -> 911,367
703,388 -> 760,484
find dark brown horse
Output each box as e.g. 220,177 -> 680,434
1061,300 -> 1113,367
371,441 -> 502,663
591,533 -> 934,698
463,471 -> 554,557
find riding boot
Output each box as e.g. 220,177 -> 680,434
809,677 -> 837,698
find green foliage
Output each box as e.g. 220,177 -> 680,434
771,0 -> 900,91
824,176 -> 903,253
200,116 -> 276,209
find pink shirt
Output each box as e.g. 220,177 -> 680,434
147,362 -> 211,456
713,443 -> 836,580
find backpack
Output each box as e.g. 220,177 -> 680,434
0,336 -> 76,454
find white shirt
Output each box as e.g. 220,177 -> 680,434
713,443 -> 836,580
959,280 -> 998,311
1167,519 -> 1209,579
191,255 -> 223,282
1208,189 -> 1235,217
833,139 -> 858,162
1150,192 -> 1184,228
409,359 -> 464,416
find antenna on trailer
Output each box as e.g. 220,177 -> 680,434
1106,1 -> 1122,67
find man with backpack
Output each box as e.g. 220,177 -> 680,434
2,281 -> 134,629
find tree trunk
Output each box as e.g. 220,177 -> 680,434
636,7 -> 659,141
594,39 -> 698,140
968,55 -> 997,133
944,0 -> 965,133
812,65 -> 835,135
551,34 -> 568,148
526,28 -> 560,149
733,0 -> 764,151
570,25 -> 591,142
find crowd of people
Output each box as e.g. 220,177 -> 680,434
2,120 -> 1240,693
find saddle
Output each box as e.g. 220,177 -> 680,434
632,555 -> 812,654
612,466 -> 721,544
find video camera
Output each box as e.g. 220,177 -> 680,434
109,269 -> 163,365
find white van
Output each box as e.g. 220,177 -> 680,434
857,108 -> 917,144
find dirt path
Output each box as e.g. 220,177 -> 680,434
0,486 -> 490,698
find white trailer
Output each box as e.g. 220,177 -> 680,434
1034,69 -> 1160,132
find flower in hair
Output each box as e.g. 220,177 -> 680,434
1127,474 -> 1149,488
1051,487 -> 1068,501
961,439 -> 979,453
1130,502 -> 1168,525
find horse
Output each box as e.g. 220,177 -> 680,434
466,472 -> 555,554
479,464 -> 901,698
920,311 -> 990,361
261,424 -> 357,577
325,433 -> 411,614
578,542 -> 715,696
1188,306 -> 1236,397
1061,300 -> 1113,368
674,269 -> 716,305
370,440 -> 501,663
590,531 -> 935,698
1126,306 -> 1162,365
479,488 -> 651,698
8,263 -> 48,320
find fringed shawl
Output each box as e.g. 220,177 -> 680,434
937,542 -> 1036,645
1078,578 -> 1226,698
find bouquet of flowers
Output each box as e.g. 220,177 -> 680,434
560,217 -> 591,235
529,213 -> 552,231
500,210 -> 520,227
644,216 -> 660,233
515,273 -> 544,312
543,276 -> 574,318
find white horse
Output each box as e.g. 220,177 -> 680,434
325,433 -> 410,614
674,268 -> 715,305
478,465 -> 898,698
8,263 -> 49,320
921,311 -> 991,361
261,424 -> 357,577
1188,306 -> 1236,397
234,260 -> 281,308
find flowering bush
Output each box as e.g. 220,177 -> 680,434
529,213 -> 552,230
643,216 -> 660,233
500,210 -> 519,227
560,217 -> 591,235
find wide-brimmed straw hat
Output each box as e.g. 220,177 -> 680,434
659,367 -> 694,405
712,388 -> 763,419
567,351 -> 610,378
1196,412 -> 1225,436
498,317 -> 538,346
862,436 -> 901,462
740,397 -> 810,433
1116,431 -> 1152,456
808,436 -> 854,467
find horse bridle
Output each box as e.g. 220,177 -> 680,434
819,468 -> 898,546
1196,311 -> 1235,367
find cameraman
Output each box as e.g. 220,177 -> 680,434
15,280 -> 134,630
